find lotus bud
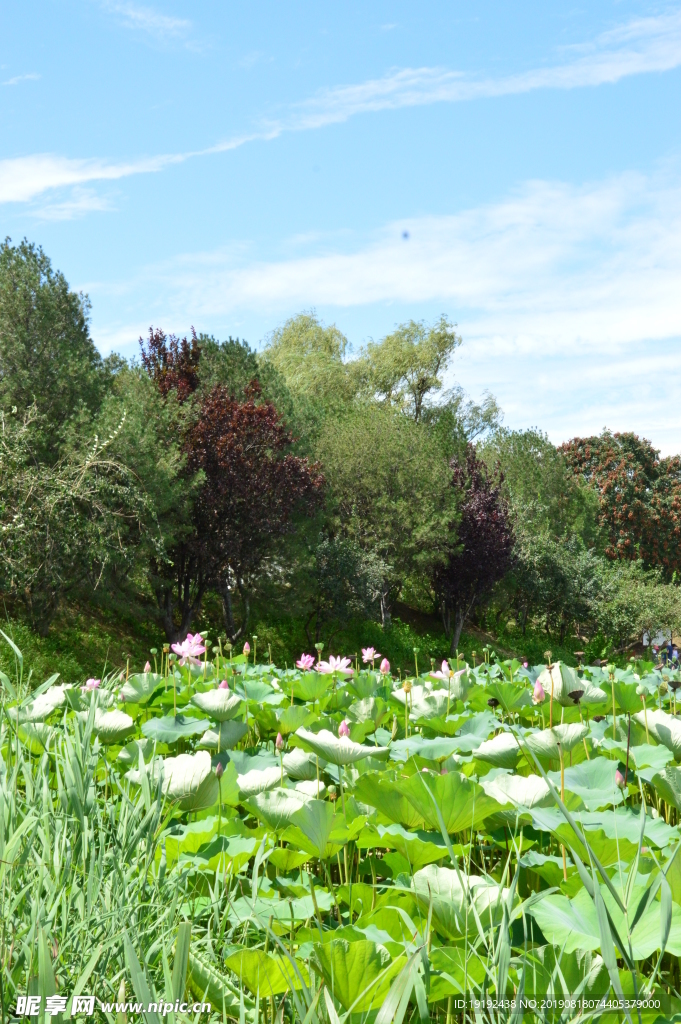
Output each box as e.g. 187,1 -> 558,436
119,692 -> 125,702
533,680 -> 545,704
338,720 -> 350,738
275,732 -> 284,751
243,641 -> 250,654
659,682 -> 668,696
215,762 -> 224,779
144,661 -> 151,673
403,679 -> 412,694
218,679 -> 230,689
615,769 -> 626,789
379,658 -> 390,675
391,715 -> 398,741
328,785 -> 337,801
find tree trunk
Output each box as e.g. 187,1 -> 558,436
450,607 -> 466,655
380,585 -> 392,629
219,576 -> 250,642
440,599 -> 452,639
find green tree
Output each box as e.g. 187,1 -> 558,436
315,404 -> 457,627
0,401 -> 167,635
0,238 -> 111,459
360,315 -> 461,422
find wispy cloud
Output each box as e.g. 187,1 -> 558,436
101,1 -> 191,40
288,9 -> 681,130
89,168 -> 681,451
2,73 -> 40,86
3,9 -> 681,207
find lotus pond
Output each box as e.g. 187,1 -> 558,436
3,634 -> 681,1024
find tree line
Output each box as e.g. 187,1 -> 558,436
2,237 -> 680,656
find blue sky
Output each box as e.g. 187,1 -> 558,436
2,2 -> 680,451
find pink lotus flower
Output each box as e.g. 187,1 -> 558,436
533,680 -> 545,704
81,678 -> 101,692
296,653 -> 315,671
430,659 -> 451,680
362,647 -> 380,664
338,720 -> 350,738
243,641 -> 250,655
275,732 -> 284,751
523,661 -> 528,668
318,655 -> 353,675
615,769 -> 626,789
379,658 -> 391,675
218,679 -> 230,690
144,661 -> 151,673
171,633 -> 206,666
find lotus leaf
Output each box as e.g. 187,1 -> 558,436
198,721 -> 248,749
412,864 -> 511,938
190,690 -> 243,721
294,727 -> 389,765
311,939 -> 405,1012
119,673 -> 165,705
142,713 -> 211,744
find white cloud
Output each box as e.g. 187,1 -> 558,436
2,73 -> 40,86
89,168 -> 681,452
0,152 -> 181,205
287,10 -> 681,130
101,2 -> 191,40
3,9 -> 681,206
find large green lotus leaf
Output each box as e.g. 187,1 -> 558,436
477,682 -> 532,715
519,946 -> 609,1001
311,939 -> 404,1013
523,723 -> 588,760
12,685 -> 68,723
409,690 -> 453,722
346,674 -> 381,700
162,750 -> 220,811
346,697 -> 389,731
190,689 -> 243,722
634,709 -> 681,760
474,731 -> 522,769
282,747 -> 324,781
237,767 -> 283,799
191,834 -> 259,873
547,758 -> 624,811
159,806 -> 249,867
225,948 -> 309,997
529,883 -> 681,957
93,709 -> 135,744
268,846 -> 309,872
412,865 -> 510,939
397,770 -> 499,833
142,713 -> 210,744
414,708 -> 468,737
428,946 -> 487,1002
353,772 -> 426,829
295,727 -> 389,765
373,823 -> 450,870
253,706 -> 279,734
531,805 -> 677,856
119,673 -> 165,705
17,722 -> 55,754
651,766 -> 681,810
276,704 -> 317,735
199,720 -> 248,750
390,683 -> 431,708
479,772 -> 551,809
244,787 -> 310,830
117,737 -> 156,768
285,799 -> 349,859
600,741 -> 673,773
390,735 -> 471,763
537,663 -> 607,708
284,672 -> 332,702
238,680 -> 275,703
446,711 -> 498,752
613,681 -> 646,715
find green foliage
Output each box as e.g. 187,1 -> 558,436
3,635 -> 681,1024
0,238 -> 112,460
